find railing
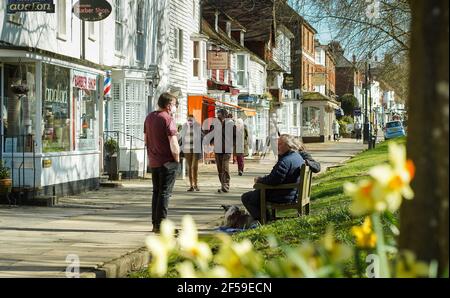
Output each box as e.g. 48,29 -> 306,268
103,131 -> 147,180
0,134 -> 38,201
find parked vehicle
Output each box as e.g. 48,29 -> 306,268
384,121 -> 406,140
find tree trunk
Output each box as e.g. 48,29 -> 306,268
400,0 -> 449,273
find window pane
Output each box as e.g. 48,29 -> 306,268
58,0 -> 66,36
237,55 -> 245,70
193,41 -> 200,59
42,64 -> 71,152
193,60 -> 199,77
75,85 -> 97,151
302,107 -> 321,137
2,63 -> 37,153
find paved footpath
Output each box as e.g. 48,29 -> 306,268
0,139 -> 365,278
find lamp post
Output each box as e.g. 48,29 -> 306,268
363,54 -> 373,148
147,65 -> 160,113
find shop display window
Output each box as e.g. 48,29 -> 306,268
2,63 -> 37,153
302,107 -> 321,137
42,63 -> 71,153
73,71 -> 98,151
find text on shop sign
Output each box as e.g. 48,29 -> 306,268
7,0 -> 55,13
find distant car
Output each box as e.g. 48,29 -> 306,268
384,121 -> 406,140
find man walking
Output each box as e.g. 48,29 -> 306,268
144,93 -> 180,233
210,109 -> 235,193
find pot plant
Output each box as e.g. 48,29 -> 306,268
0,161 -> 12,196
104,138 -> 120,181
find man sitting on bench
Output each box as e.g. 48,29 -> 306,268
241,134 -> 305,222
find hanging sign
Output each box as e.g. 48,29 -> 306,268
72,0 -> 112,22
282,74 -> 295,90
7,0 -> 55,14
207,51 -> 230,70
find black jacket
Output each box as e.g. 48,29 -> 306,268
258,150 -> 305,203
299,151 -> 321,174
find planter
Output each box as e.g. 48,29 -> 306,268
106,155 -> 120,181
0,178 -> 12,196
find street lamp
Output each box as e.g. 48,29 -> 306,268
146,65 -> 161,112
363,54 -> 373,148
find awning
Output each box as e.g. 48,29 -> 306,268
188,95 -> 257,121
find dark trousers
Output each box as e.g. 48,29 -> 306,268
215,153 -> 231,191
236,155 -> 244,172
151,166 -> 177,228
241,190 -> 293,220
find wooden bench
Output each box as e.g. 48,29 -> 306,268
254,165 -> 313,224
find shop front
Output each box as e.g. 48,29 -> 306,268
302,92 -> 341,143
1,54 -> 103,196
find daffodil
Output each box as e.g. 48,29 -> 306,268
345,179 -> 377,216
395,251 -> 429,278
352,217 -> 377,249
178,215 -> 212,267
145,220 -> 177,277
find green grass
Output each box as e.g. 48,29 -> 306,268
130,138 -> 406,278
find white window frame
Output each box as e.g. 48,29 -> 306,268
173,28 -> 184,63
88,22 -> 96,41
57,0 -> 67,40
7,13 -> 23,26
193,41 -> 201,78
136,0 -> 145,62
115,0 -> 124,54
236,54 -> 248,87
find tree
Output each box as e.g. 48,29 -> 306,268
338,94 -> 359,116
290,0 -> 411,59
400,0 -> 449,274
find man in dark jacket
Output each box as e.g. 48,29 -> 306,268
241,135 -> 304,221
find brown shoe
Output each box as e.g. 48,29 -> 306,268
194,186 -> 200,192
187,187 -> 195,192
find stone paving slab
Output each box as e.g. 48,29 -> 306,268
0,140 -> 365,278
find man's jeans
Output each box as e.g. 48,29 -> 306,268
151,166 -> 177,228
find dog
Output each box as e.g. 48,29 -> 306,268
221,205 -> 258,229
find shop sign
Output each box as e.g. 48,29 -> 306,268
282,74 -> 295,90
73,71 -> 97,91
207,51 -> 230,70
312,73 -> 327,86
72,0 -> 112,22
7,0 -> 55,14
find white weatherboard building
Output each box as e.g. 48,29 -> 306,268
0,0 -> 109,195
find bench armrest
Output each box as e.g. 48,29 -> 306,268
254,183 -> 299,190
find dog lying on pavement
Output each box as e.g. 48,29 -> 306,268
221,205 -> 259,230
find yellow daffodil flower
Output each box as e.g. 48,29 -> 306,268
145,220 -> 177,277
178,215 -> 212,266
351,217 -> 377,249
321,227 -> 353,263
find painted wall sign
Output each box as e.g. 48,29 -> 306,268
7,0 -> 55,14
72,0 -> 112,22
73,71 -> 98,91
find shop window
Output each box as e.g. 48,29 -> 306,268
42,63 -> 71,153
302,106 -> 321,137
73,71 -> 98,151
2,63 -> 37,153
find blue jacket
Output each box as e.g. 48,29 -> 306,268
258,150 -> 305,203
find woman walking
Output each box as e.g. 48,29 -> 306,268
179,115 -> 202,191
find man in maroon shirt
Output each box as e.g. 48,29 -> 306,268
144,93 -> 180,233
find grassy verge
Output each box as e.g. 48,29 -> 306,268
129,138 -> 405,278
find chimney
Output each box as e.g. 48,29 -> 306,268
226,21 -> 232,38
240,31 -> 245,46
352,54 -> 356,63
215,10 -> 219,32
